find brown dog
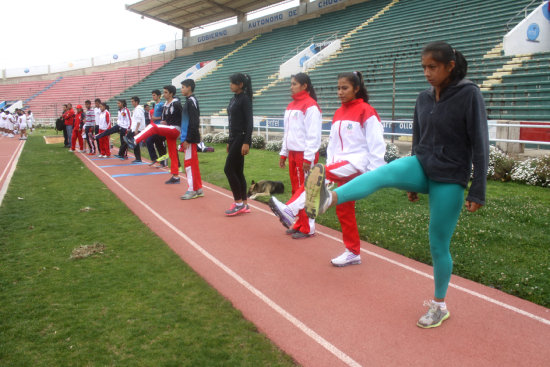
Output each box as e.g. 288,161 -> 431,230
247,180 -> 285,199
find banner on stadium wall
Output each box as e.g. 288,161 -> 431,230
171,60 -> 216,87
381,120 -> 413,136
307,0 -> 347,14
189,24 -> 240,46
246,5 -> 303,31
503,1 -> 550,55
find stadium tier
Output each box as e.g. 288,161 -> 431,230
0,61 -> 166,118
2,0 -> 548,122
106,41 -> 249,111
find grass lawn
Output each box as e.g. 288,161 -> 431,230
0,133 -> 296,366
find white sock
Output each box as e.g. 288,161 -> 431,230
235,202 -> 243,207
433,300 -> 447,309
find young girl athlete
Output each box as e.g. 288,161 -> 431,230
269,73 -> 322,239
271,71 -> 385,260
304,41 -> 489,328
224,73 -> 253,216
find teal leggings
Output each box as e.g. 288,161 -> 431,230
334,156 -> 464,299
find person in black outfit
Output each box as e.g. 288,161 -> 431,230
224,73 -> 253,216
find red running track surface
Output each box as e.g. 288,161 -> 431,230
66,149 -> 550,367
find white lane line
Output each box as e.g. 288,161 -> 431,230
83,155 -> 362,367
0,140 -> 25,207
201,183 -> 550,326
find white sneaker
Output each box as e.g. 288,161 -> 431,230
417,300 -> 450,328
331,249 -> 361,267
8,134 -> 14,138
268,196 -> 296,229
98,155 -> 105,158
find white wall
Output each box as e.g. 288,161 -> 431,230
504,1 -> 550,56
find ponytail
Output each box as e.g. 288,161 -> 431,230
422,41 -> 468,82
230,73 -> 254,100
292,72 -> 318,101
337,71 -> 369,102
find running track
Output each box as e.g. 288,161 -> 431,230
3,137 -> 550,366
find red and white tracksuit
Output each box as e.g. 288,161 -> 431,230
280,90 -> 322,235
288,98 -> 386,252
98,110 -> 111,156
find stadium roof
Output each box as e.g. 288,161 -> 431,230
126,0 -> 284,31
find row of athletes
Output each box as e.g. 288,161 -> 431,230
265,41 -> 489,329
0,109 -> 35,139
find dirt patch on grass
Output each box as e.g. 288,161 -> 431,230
43,136 -> 65,144
70,243 -> 106,259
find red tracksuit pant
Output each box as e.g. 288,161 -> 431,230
183,143 -> 202,191
98,129 -> 110,156
287,160 -> 361,253
71,127 -> 84,150
287,151 -> 318,235
135,123 -> 179,175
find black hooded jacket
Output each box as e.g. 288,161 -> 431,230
412,79 -> 489,205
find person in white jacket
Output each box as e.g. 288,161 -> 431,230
95,99 -> 131,160
127,96 -> 146,163
271,71 -> 386,265
269,73 -> 322,239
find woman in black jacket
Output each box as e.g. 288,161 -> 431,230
224,73 -> 253,216
303,41 -> 489,329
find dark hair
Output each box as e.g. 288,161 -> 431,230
27,110 -> 32,113
152,89 -> 162,96
100,102 -> 109,110
422,41 -> 467,82
85,100 -> 91,104
118,99 -> 127,108
131,96 -> 140,104
94,98 -> 101,103
292,72 -> 317,101
181,78 -> 195,92
230,73 -> 253,99
337,71 -> 369,102
163,85 -> 176,96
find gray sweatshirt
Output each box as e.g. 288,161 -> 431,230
412,79 -> 489,205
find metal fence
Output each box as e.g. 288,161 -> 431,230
35,117 -> 550,148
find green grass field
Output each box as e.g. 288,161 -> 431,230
0,134 -> 296,366
1,131 -> 549,365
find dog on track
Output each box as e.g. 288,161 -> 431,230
247,180 -> 285,199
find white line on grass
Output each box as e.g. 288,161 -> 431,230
84,155 -> 363,367
0,140 -> 25,207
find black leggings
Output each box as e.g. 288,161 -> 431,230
224,137 -> 247,201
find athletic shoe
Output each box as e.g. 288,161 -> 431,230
123,135 -> 135,149
225,203 -> 247,216
243,204 -> 251,213
331,249 -> 362,267
304,163 -> 332,219
180,190 -> 200,200
68,149 -> 75,152
165,176 -> 180,184
113,154 -> 122,159
292,231 -> 314,240
417,301 -> 450,329
87,152 -> 95,156
131,159 -> 142,164
196,188 -> 204,197
119,156 -> 128,160
286,228 -> 298,235
8,134 -> 14,138
157,154 -> 169,162
268,196 -> 295,229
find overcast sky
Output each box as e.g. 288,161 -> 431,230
0,0 -> 180,70
0,0 -> 300,71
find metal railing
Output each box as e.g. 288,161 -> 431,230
505,0 -> 541,31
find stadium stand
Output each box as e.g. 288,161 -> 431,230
26,61 -> 166,118
0,79 -> 57,110
106,41 -> 249,111
1,0 -> 548,122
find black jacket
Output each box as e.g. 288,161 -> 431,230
161,98 -> 183,127
227,92 -> 253,145
182,95 -> 201,144
412,79 -> 489,205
